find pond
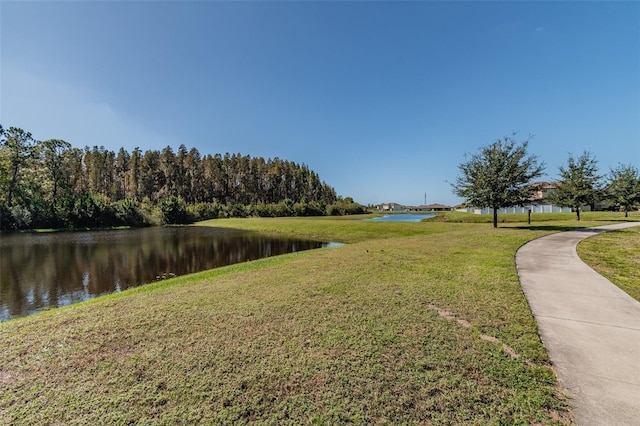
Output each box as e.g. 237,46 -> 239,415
362,214 -> 435,222
0,226 -> 334,321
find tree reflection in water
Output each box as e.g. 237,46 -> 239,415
0,226 -> 328,321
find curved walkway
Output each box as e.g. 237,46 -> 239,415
516,222 -> 640,425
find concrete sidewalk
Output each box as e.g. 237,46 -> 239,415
516,222 -> 640,426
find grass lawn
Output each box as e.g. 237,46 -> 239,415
577,225 -> 640,302
1,212 -> 637,424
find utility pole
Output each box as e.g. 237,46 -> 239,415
424,193 -> 427,205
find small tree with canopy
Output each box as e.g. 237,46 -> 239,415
452,134 -> 545,228
550,151 -> 601,221
605,163 -> 640,217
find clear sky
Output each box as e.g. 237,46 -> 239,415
2,1 -> 638,207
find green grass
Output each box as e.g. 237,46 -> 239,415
1,212 -> 636,424
577,225 -> 640,302
427,210 -> 640,225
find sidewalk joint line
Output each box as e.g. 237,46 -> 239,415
536,314 -> 640,331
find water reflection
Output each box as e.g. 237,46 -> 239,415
0,226 -> 328,321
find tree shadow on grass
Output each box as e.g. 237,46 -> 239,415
507,225 -> 591,232
507,224 -> 635,232
589,218 -> 640,222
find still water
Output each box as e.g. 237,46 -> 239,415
362,214 -> 435,222
0,226 -> 331,321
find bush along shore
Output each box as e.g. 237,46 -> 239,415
1,212 -> 638,424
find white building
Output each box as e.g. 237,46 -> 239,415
457,182 -> 573,215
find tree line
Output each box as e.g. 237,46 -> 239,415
452,134 -> 640,227
0,125 -> 366,230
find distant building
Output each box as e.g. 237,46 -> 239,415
411,203 -> 452,211
377,202 -> 452,212
376,202 -> 406,212
530,181 -> 557,202
456,181 -> 574,214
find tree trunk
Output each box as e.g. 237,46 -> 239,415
51,179 -> 58,214
576,207 -> 581,221
493,208 -> 498,228
7,164 -> 19,207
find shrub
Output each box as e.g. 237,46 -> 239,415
187,201 -> 222,221
159,196 -> 188,224
0,202 -> 16,230
113,198 -> 145,227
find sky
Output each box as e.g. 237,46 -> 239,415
1,1 -> 639,207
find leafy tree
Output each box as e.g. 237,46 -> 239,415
452,134 -> 545,228
550,151 -> 602,221
184,147 -> 203,203
71,193 -> 113,227
114,147 -> 130,200
159,195 -> 188,224
0,127 -> 36,207
127,148 -> 142,201
84,146 -> 115,196
40,139 -> 72,215
326,198 -> 367,216
140,149 -> 165,201
113,198 -> 145,226
606,163 -> 640,217
160,146 -> 177,197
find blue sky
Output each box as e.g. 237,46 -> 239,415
2,1 -> 638,206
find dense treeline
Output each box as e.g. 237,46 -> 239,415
0,125 -> 366,230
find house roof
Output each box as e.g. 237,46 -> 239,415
531,181 -> 557,189
418,203 -> 451,209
